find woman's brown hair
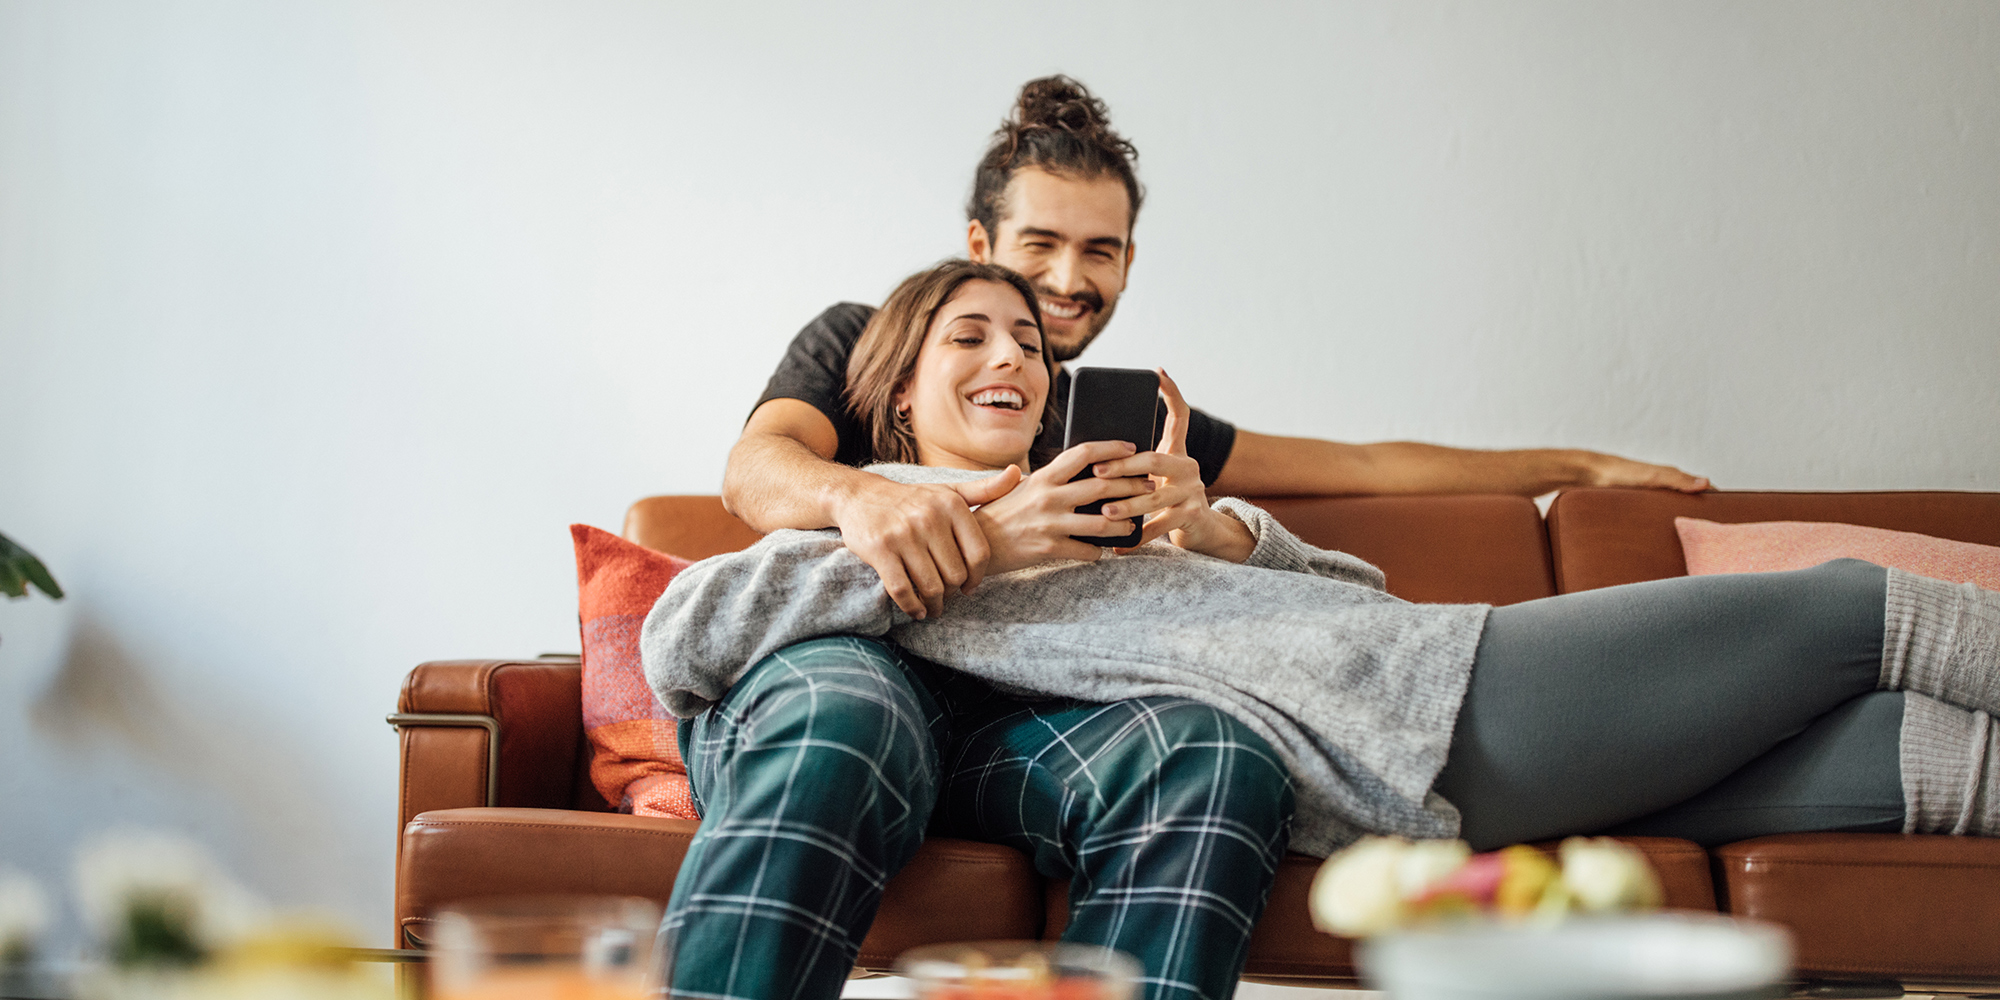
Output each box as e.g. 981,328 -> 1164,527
845,260 -> 1056,467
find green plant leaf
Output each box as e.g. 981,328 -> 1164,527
113,897 -> 205,969
18,555 -> 62,600
0,532 -> 63,601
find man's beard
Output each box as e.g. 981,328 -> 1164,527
1041,287 -> 1115,363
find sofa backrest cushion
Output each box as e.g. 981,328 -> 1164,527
624,493 -> 1559,607
623,496 -> 763,560
1246,494 -> 1555,605
573,524 -> 699,819
1547,489 -> 2000,593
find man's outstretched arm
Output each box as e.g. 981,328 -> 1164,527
722,399 -> 1015,619
1208,429 -> 1709,498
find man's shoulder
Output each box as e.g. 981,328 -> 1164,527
801,301 -> 877,345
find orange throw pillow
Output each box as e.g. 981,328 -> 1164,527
1675,517 -> 2000,590
572,524 -> 699,819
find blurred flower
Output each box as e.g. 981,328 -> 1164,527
1308,836 -> 1469,936
0,868 -> 51,965
1312,835 -> 1664,937
73,829 -> 265,968
215,916 -> 359,973
1407,844 -> 1568,921
1492,844 -> 1563,918
1560,836 -> 1664,912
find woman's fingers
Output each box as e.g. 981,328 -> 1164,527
1155,368 -> 1192,456
1088,451 -> 1202,494
1045,538 -> 1111,563
1106,471 -> 1210,521
1060,511 -> 1142,539
1132,504 -> 1199,548
1041,439 -> 1139,484
1047,474 -> 1153,510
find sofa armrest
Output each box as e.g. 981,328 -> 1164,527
391,658 -> 590,858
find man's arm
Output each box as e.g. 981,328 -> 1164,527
1208,429 -> 1709,498
722,399 -> 1015,619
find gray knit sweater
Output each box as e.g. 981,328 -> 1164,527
640,464 -> 1491,855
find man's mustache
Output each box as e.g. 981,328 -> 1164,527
1032,286 -> 1103,315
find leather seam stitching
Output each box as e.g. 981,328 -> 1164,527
1729,861 -> 2000,871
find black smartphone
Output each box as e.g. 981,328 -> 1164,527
1062,367 -> 1161,547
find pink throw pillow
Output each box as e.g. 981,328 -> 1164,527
1675,517 -> 2000,590
572,524 -> 699,819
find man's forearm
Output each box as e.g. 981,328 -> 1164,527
721,431 -> 881,533
1318,441 -> 1600,496
1212,431 -> 1705,497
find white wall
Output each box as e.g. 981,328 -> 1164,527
3,0 -> 1995,951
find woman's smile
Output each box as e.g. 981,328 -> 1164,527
897,279 -> 1050,472
966,384 -> 1027,410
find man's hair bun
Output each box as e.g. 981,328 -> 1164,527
1013,75 -> 1114,137
968,75 -> 1144,241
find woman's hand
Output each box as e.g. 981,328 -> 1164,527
972,440 -> 1157,576
1091,369 -> 1257,563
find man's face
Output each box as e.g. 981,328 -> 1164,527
968,167 -> 1133,364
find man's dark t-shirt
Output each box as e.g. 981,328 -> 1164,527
755,303 -> 1238,485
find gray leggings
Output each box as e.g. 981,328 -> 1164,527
1433,558 -> 1904,849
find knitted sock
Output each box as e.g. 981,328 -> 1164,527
1879,569 -> 2000,716
1900,694 -> 2000,835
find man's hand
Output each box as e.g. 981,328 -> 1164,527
830,469 -> 1020,620
723,399 -> 1025,621
1577,453 -> 1710,492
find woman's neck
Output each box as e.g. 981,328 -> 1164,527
911,441 -> 1031,475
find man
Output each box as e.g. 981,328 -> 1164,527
664,79 -> 1300,1000
726,76 -> 1707,621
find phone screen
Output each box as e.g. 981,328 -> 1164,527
1061,367 -> 1160,547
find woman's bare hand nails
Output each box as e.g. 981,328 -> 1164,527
1087,369 -> 1253,563
975,440 -> 1151,575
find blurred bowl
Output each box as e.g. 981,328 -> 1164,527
897,941 -> 1140,1000
430,895 -> 661,1000
1357,913 -> 1792,1000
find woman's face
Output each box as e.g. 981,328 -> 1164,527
896,279 -> 1050,471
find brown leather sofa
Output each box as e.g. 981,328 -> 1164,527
392,488 -> 2000,987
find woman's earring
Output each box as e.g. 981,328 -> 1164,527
895,404 -> 911,424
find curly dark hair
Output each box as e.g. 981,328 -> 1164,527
967,75 -> 1145,242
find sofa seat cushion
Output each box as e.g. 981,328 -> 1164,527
1038,838 -> 1711,986
1715,833 -> 2000,979
396,807 -> 1045,967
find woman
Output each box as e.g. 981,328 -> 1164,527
643,259 -> 2000,855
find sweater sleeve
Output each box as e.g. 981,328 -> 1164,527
638,528 -> 912,718
1211,497 -> 1388,591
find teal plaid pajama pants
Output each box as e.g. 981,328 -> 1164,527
661,637 -> 1294,1000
